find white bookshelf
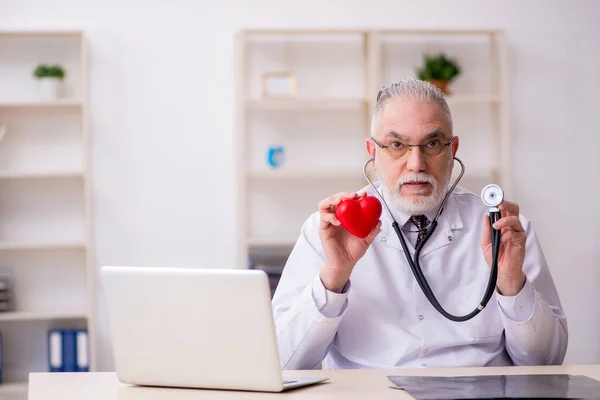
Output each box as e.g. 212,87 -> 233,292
235,28 -> 509,290
0,30 -> 95,397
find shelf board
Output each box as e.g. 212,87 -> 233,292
249,170 -> 361,180
445,95 -> 501,104
0,171 -> 84,180
246,98 -> 366,110
0,311 -> 88,322
0,241 -> 86,251
0,30 -> 83,38
0,382 -> 28,394
0,99 -> 83,108
245,96 -> 499,110
248,237 -> 298,247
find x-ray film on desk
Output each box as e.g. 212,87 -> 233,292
387,374 -> 600,399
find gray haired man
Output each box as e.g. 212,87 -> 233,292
271,78 -> 567,370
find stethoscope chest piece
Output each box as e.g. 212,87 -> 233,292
481,184 -> 504,210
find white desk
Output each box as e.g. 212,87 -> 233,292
28,364 -> 600,400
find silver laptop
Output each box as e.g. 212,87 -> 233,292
100,265 -> 328,392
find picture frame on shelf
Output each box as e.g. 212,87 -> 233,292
261,72 -> 297,99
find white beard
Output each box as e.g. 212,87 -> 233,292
380,160 -> 453,215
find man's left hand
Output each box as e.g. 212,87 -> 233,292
480,200 -> 527,296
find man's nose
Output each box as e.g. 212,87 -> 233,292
406,146 -> 426,172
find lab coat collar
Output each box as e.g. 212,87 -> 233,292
366,181 -> 464,255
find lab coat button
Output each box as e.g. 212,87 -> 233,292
516,307 -> 523,314
418,314 -> 424,320
423,349 -> 429,354
381,236 -> 387,242
448,236 -> 453,242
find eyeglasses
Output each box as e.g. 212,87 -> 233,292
370,136 -> 455,159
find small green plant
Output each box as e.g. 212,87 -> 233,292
33,64 -> 66,80
416,53 -> 461,82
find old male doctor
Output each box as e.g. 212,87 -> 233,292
271,78 -> 568,370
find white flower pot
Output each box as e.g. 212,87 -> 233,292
37,77 -> 62,100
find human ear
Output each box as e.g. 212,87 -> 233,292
366,137 -> 376,160
451,136 -> 459,156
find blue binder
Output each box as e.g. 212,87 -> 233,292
0,331 -> 3,384
62,330 -> 77,372
76,329 -> 89,372
48,329 -> 90,372
48,329 -> 63,372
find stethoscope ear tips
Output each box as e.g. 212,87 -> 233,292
481,184 -> 504,208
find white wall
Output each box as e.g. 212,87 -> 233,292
1,0 -> 599,370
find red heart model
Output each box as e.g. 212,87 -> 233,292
335,196 -> 382,239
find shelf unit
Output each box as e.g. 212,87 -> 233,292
0,30 -> 95,398
235,28 -> 509,294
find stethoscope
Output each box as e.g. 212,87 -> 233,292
363,157 -> 503,322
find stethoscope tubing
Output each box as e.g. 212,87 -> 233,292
363,157 -> 500,322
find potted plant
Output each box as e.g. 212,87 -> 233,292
33,64 -> 66,100
416,53 -> 461,94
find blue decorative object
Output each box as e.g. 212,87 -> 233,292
266,145 -> 285,168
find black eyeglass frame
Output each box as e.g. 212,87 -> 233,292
370,135 -> 456,157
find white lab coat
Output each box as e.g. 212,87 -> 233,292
271,182 -> 568,370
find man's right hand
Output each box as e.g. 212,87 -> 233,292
318,191 -> 382,293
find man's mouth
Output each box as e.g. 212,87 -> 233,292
403,181 -> 430,186
400,181 -> 432,193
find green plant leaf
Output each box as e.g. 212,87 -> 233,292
414,53 -> 461,82
32,63 -> 66,79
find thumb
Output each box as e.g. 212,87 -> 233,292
480,213 -> 491,248
364,220 -> 382,244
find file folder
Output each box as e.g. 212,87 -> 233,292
0,331 -> 3,384
48,330 -> 63,372
62,330 -> 78,372
76,329 -> 89,372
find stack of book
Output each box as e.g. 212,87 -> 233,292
0,272 -> 14,312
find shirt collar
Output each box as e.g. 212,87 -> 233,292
387,202 -> 439,230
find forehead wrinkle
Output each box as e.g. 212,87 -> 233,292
383,129 -> 447,143
422,129 -> 448,140
384,131 -> 410,141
